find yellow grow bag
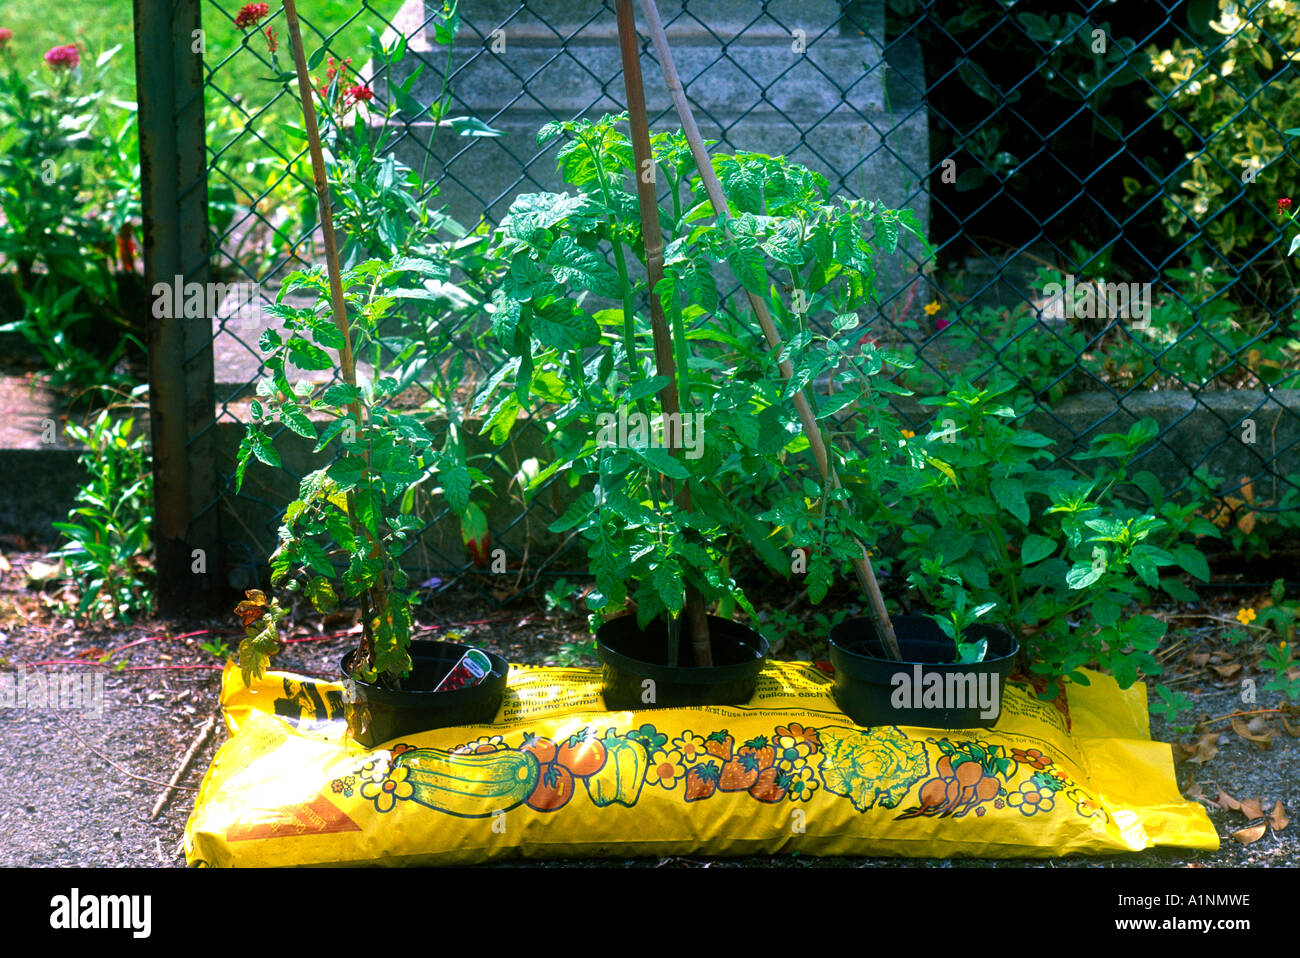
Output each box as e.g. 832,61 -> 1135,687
184,660 -> 1217,865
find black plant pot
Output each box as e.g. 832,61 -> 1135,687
340,641 -> 509,748
828,615 -> 1018,729
597,614 -> 769,710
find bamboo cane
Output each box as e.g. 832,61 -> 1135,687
615,0 -> 711,667
282,0 -> 388,672
634,0 -> 901,660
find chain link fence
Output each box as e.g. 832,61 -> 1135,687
141,0 -> 1300,612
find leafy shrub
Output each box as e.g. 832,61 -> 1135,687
875,379 -> 1218,692
1138,0 -> 1300,274
49,403 -> 155,623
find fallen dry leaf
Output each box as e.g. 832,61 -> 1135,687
1280,715 -> 1300,738
1173,732 -> 1219,764
1231,824 -> 1267,844
1211,663 -> 1242,679
1269,801 -> 1289,832
1238,796 -> 1265,821
1246,716 -> 1271,735
1214,789 -> 1242,812
1190,652 -> 1211,667
1231,716 -> 1274,748
1185,781 -> 1206,801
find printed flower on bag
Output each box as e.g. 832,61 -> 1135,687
453,735 -> 504,755
360,765 -> 413,812
1066,786 -> 1107,821
328,773 -> 357,798
1006,780 -> 1055,817
672,731 -> 709,765
774,723 -> 820,754
786,766 -> 820,802
1010,747 -> 1051,769
1033,768 -> 1071,792
627,723 -> 668,754
646,749 -> 687,789
773,734 -> 813,772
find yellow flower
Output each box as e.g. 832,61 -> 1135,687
773,735 -> 812,771
901,429 -> 915,439
672,732 -> 709,765
645,749 -> 686,789
924,300 -> 941,316
1006,781 -> 1055,817
1236,607 -> 1257,625
786,766 -> 819,802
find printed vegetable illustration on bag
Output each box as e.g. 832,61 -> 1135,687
324,720 -> 1108,824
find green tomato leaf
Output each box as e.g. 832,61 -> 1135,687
286,336 -> 334,371
632,446 -> 690,480
280,404 -> 317,440
547,236 -> 620,298
442,462 -> 471,515
327,455 -> 367,492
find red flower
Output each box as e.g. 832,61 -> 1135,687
233,3 -> 270,29
325,56 -> 352,81
0,28 -> 14,49
935,317 -> 951,332
1279,197 -> 1293,214
43,44 -> 80,70
347,84 -> 373,103
264,26 -> 277,53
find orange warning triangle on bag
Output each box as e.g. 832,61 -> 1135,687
227,794 -> 360,842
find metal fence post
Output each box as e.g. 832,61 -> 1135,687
134,0 -> 221,615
